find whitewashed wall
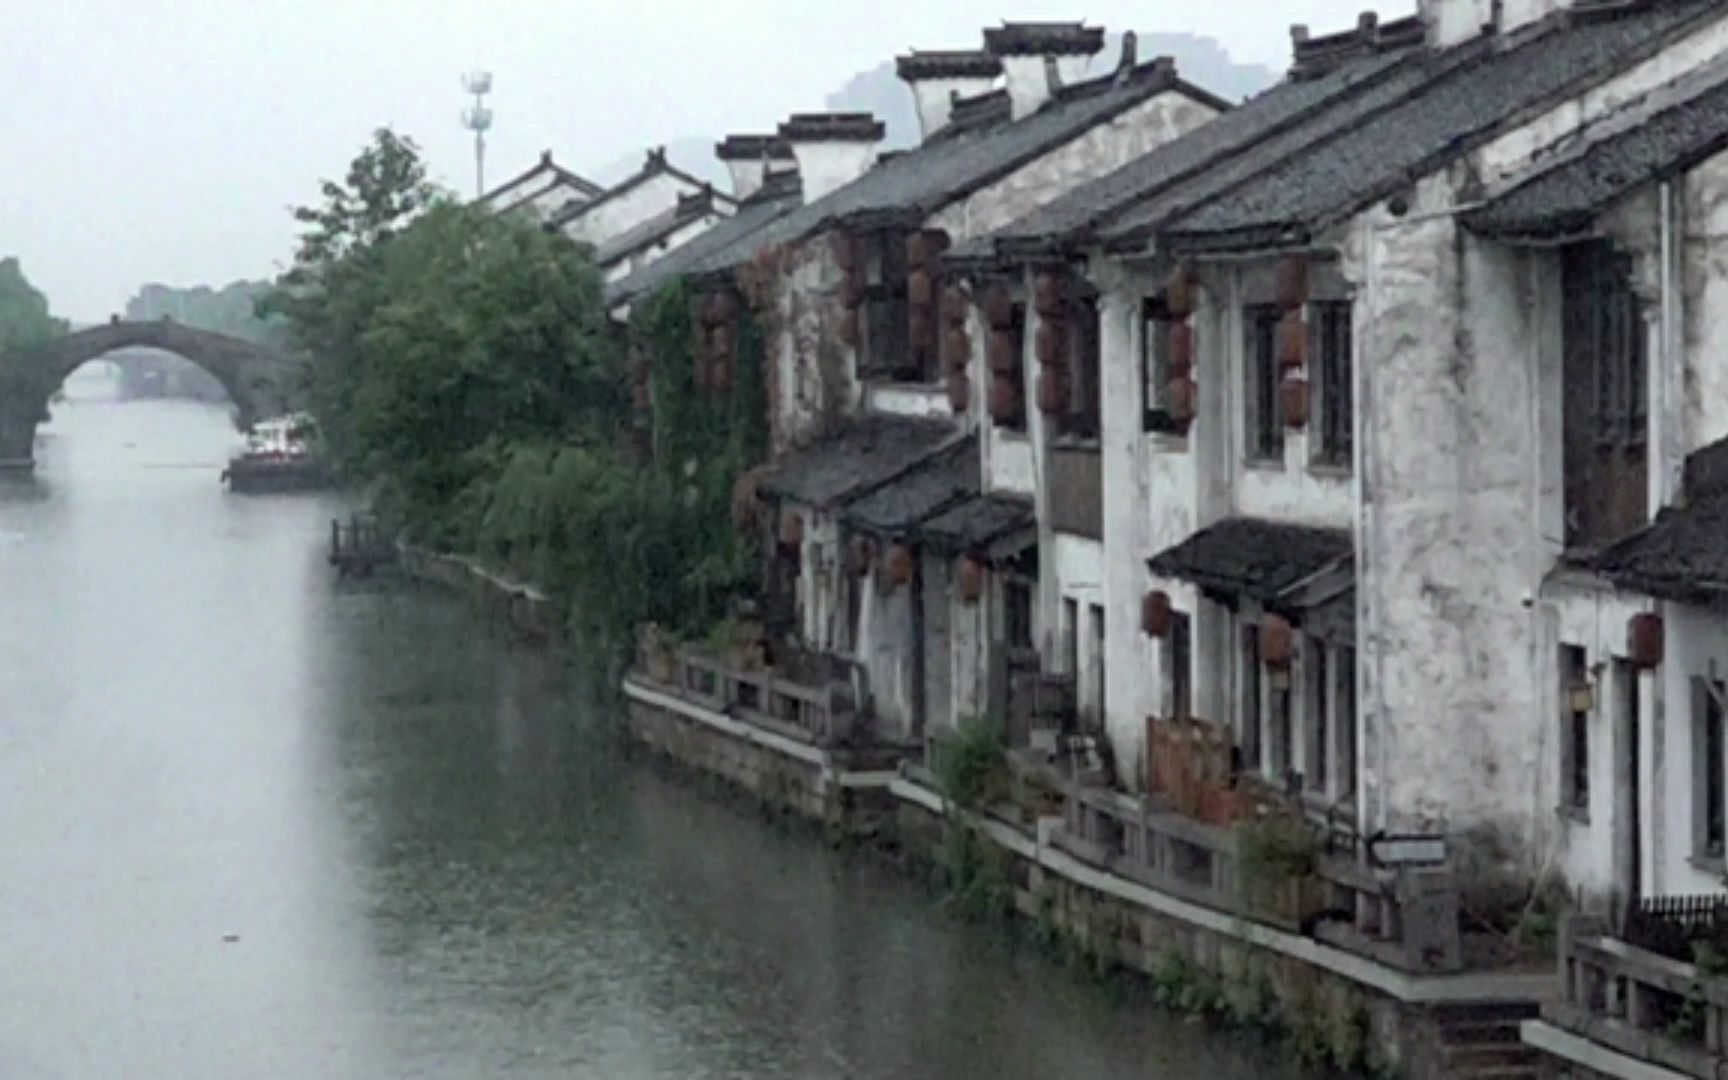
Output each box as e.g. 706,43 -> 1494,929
559,171 -> 706,248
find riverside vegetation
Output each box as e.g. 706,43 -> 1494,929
264,130 -> 766,671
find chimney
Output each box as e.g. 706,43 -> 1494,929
1418,0 -> 1495,48
895,50 -> 1003,142
777,113 -> 886,202
983,22 -> 1106,121
716,134 -> 794,201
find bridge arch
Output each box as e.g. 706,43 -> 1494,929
0,319 -> 296,468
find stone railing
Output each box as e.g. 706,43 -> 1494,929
1547,914 -> 1728,1078
643,643 -> 859,748
1052,783 -> 1463,974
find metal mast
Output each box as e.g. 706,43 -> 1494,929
461,71 -> 494,198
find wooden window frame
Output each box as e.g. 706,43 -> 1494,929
1312,300 -> 1353,469
1245,304 -> 1285,463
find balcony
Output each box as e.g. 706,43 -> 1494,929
1541,907 -> 1728,1078
638,639 -> 865,751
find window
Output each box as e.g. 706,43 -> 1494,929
1062,295 -> 1101,439
1088,603 -> 1107,727
997,301 -> 1029,433
1307,644 -> 1330,795
1313,301 -> 1353,468
1695,677 -> 1726,861
1561,241 -> 1648,548
1167,611 -> 1192,721
1246,304 -> 1284,462
1005,577 -> 1033,652
1142,297 -> 1176,434
861,232 -> 910,380
1063,597 -> 1079,677
1561,645 -> 1591,818
1269,660 -> 1293,785
1336,648 -> 1357,802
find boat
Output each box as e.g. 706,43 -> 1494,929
222,413 -> 328,494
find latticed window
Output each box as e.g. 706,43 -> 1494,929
1313,301 -> 1353,468
1561,241 -> 1649,548
1245,304 -> 1284,461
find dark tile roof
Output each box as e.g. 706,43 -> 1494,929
757,417 -> 959,510
1466,58 -> 1728,239
842,438 -> 978,535
605,175 -> 802,308
779,113 -> 886,143
1595,495 -> 1728,603
1289,14 -> 1424,81
716,134 -> 793,162
977,45 -> 1417,255
594,190 -> 719,268
1303,586 -> 1357,646
897,50 -> 1003,81
480,151 -> 603,205
1158,0 -> 1723,251
983,22 -> 1106,57
919,493 -> 1037,556
549,147 -> 722,232
689,58 -> 1219,275
944,88 -> 1012,134
1148,517 -> 1353,605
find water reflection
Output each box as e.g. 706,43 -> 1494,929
0,388 -> 1298,1079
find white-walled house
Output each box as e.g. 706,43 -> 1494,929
476,151 -> 603,223
550,148 -> 726,251
592,187 -> 732,286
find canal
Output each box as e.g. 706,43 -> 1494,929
0,381 -> 1303,1078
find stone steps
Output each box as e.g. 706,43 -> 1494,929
1434,1000 -> 1543,1080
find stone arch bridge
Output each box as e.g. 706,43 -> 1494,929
0,319 -> 298,468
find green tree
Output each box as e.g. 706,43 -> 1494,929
0,258 -> 69,422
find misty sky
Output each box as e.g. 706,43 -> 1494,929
3,0 -> 1404,322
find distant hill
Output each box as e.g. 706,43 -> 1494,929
591,30 -> 1279,193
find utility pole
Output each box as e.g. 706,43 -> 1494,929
461,71 -> 494,199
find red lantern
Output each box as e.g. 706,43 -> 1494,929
943,285 -> 970,324
1168,322 -> 1195,378
1259,614 -> 1294,670
1275,255 -> 1309,311
1035,322 -> 1064,367
989,377 -> 1021,424
944,326 -> 972,372
1033,271 -> 1065,318
909,310 -> 935,354
779,511 -> 805,549
988,329 -> 1018,374
886,543 -> 916,587
1166,377 -> 1198,425
1166,265 -> 1197,319
1142,590 -> 1173,638
983,282 -> 1015,329
1629,613 -> 1665,670
1277,311 -> 1307,370
1037,369 -> 1068,415
1280,377 -> 1310,429
946,369 -> 971,412
958,556 -> 985,603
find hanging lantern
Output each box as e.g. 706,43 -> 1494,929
1168,321 -> 1196,378
847,535 -> 876,577
943,284 -> 970,324
1259,614 -> 1294,670
886,543 -> 916,587
1033,270 -> 1065,318
832,232 -> 857,273
1142,590 -> 1173,638
1629,613 -> 1665,670
958,556 -> 986,603
909,309 -> 935,353
988,329 -> 1018,373
1275,255 -> 1309,311
1037,369 -> 1069,415
1280,377 -> 1310,429
944,326 -> 972,372
908,268 -> 936,309
906,231 -> 933,266
779,510 -> 805,549
983,282 -> 1015,330
839,307 -> 861,349
946,369 -> 971,412
1166,377 -> 1198,426
989,377 -> 1021,424
1277,311 -> 1307,370
1035,322 -> 1064,367
1166,265 -> 1197,319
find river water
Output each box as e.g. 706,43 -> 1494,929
0,380 -> 1301,1079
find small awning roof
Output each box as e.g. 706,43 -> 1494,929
842,438 -> 978,537
1595,495 -> 1728,605
757,417 -> 958,511
1149,517 -> 1354,631
919,493 -> 1037,560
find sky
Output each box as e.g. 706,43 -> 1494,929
1,0 -> 1403,322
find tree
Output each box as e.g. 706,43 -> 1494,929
0,258 -> 69,423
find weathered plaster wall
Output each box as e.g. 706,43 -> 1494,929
999,55 -> 1094,121
909,76 -> 1000,140
603,212 -> 724,284
930,91 -> 1218,243
769,234 -> 855,453
1682,151 -> 1728,457
560,172 -> 704,247
1653,603 -> 1728,897
789,142 -> 880,203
